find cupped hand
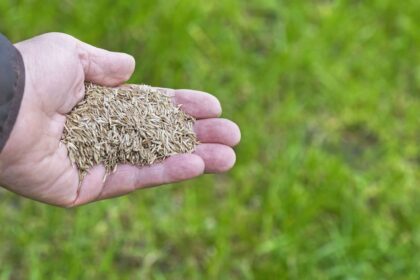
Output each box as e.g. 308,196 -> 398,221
0,33 -> 240,207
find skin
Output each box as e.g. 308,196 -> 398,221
0,33 -> 240,207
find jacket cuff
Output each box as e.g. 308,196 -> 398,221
0,34 -> 25,152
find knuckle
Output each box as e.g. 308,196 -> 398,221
41,32 -> 76,41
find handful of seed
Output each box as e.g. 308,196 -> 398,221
62,83 -> 198,179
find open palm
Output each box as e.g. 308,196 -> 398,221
0,33 -> 240,207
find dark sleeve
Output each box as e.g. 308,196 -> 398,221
0,34 -> 25,152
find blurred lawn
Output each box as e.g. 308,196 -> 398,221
1,0 -> 419,279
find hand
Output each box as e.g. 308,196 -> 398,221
0,33 -> 240,207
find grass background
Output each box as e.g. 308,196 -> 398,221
0,0 -> 419,278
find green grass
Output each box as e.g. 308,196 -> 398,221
1,0 -> 419,278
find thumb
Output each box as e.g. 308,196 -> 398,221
78,41 -> 135,86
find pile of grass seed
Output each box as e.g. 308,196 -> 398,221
61,83 -> 198,179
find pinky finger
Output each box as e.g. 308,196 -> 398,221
75,154 -> 204,204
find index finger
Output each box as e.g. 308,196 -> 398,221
164,88 -> 222,119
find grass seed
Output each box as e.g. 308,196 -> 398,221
61,83 -> 199,179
